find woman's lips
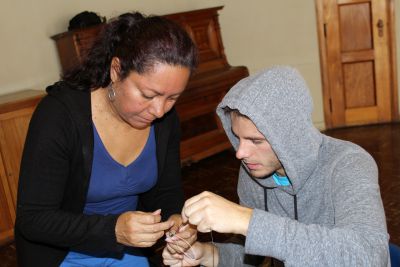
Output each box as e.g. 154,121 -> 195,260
139,117 -> 154,123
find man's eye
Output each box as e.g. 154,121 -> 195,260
252,140 -> 263,145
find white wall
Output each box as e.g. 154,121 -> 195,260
0,0 -> 220,95
220,1 -> 323,127
0,0 -> 399,129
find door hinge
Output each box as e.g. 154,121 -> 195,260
329,98 -> 332,113
323,23 -> 327,38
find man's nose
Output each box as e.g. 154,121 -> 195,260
236,141 -> 248,160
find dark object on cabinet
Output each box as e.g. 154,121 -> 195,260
68,11 -> 105,31
51,24 -> 104,73
51,6 -> 249,165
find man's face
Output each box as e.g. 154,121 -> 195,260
230,113 -> 285,178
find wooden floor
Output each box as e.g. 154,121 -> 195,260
1,122 -> 399,266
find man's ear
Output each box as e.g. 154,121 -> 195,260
110,57 -> 121,83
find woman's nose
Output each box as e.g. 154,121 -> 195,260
150,98 -> 165,118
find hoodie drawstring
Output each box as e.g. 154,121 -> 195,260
264,187 -> 269,212
293,194 -> 298,220
262,187 -> 298,221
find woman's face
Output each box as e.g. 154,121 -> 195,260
110,61 -> 190,129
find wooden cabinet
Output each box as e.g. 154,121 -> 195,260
0,90 -> 43,245
164,7 -> 249,164
52,6 -> 249,165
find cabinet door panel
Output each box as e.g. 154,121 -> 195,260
0,157 -> 14,245
0,107 -> 35,209
0,90 -> 43,245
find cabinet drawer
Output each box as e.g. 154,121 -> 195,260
176,92 -> 225,122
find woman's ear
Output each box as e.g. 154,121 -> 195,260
110,57 -> 121,83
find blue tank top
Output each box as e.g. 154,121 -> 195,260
61,124 -> 157,266
84,124 -> 158,215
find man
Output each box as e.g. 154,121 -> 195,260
162,66 -> 390,266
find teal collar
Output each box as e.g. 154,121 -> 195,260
272,173 -> 290,186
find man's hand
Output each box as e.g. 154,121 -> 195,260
162,241 -> 217,267
115,209 -> 173,247
181,191 -> 253,235
165,214 -> 197,255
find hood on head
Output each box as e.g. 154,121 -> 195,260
216,66 -> 322,194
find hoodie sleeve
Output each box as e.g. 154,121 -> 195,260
216,242 -> 260,267
244,152 -> 390,267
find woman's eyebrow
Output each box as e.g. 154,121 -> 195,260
141,87 -> 181,97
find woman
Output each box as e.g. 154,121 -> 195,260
15,12 -> 197,267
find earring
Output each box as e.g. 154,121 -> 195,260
108,83 -> 116,102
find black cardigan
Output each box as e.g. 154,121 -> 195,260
15,82 -> 184,267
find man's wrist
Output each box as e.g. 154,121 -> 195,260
200,242 -> 218,267
237,206 -> 253,236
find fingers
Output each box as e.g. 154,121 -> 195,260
163,247 -> 199,267
116,210 -> 175,247
132,221 -> 173,246
182,191 -> 212,222
162,246 -> 183,264
166,238 -> 191,252
163,242 -> 204,267
167,224 -> 196,243
184,191 -> 213,207
123,230 -> 163,247
152,209 -> 161,215
166,242 -> 187,256
135,210 -> 162,225
183,201 -> 210,228
167,226 -> 178,238
196,222 -> 212,233
134,212 -> 173,233
151,220 -> 175,233
135,218 -> 174,243
165,224 -> 197,258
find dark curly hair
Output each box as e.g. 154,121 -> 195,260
62,12 -> 198,90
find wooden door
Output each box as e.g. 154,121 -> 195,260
316,0 -> 398,128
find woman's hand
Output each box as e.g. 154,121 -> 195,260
115,209 -> 173,247
165,214 -> 197,255
162,241 -> 217,267
182,191 -> 253,235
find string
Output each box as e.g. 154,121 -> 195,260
166,230 -> 215,266
165,233 -> 197,261
210,230 -> 214,267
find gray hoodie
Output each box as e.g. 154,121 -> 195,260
215,66 -> 390,266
